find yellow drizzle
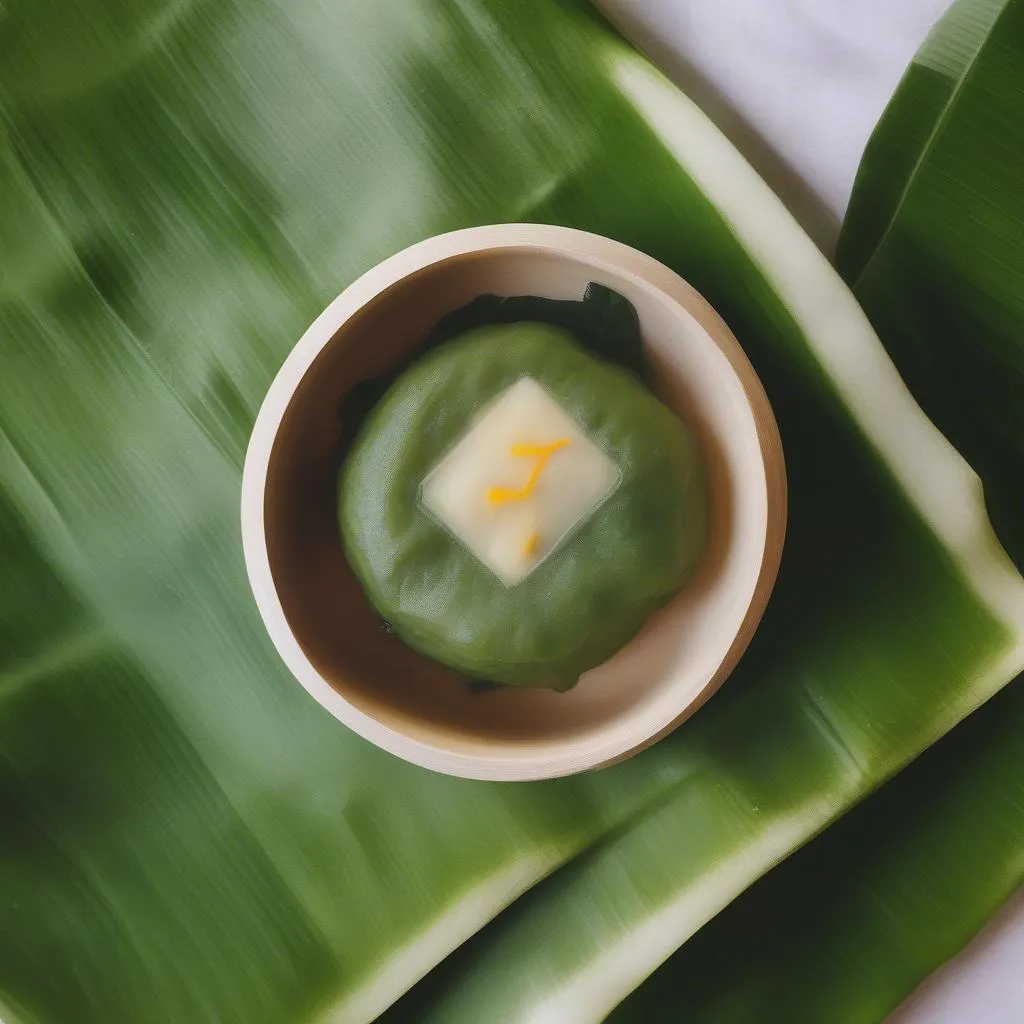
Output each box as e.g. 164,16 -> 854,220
487,438 -> 571,506
522,531 -> 541,558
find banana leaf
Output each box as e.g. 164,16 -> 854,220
1,3 -> 1023,1024
605,675 -> 1024,1024
386,675 -> 1024,1024
837,0 -> 1024,569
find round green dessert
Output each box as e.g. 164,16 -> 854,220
339,322 -> 707,690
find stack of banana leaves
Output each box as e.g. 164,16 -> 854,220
1,0 -> 1022,1020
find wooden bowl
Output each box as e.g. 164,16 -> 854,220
241,224 -> 786,780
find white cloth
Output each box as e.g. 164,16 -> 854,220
602,0 -> 947,251
601,1 -> 1024,1020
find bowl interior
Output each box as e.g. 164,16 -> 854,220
262,245 -> 770,764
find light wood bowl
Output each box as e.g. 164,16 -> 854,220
241,224 -> 786,780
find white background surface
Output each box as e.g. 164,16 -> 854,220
600,1 -> 1024,1021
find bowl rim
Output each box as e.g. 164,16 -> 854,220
241,223 -> 787,780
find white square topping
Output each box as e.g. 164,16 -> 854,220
421,377 -> 619,585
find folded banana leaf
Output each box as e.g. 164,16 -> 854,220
1,3 -> 1023,1024
605,674 -> 1024,1024
838,0 -> 1024,570
387,674 -> 1024,1024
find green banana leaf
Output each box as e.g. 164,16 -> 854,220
836,0 -> 1007,282
1,3 -> 1023,1024
838,0 -> 1024,569
386,675 -> 1024,1024
604,674 -> 1024,1024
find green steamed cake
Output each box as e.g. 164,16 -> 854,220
339,322 -> 708,690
